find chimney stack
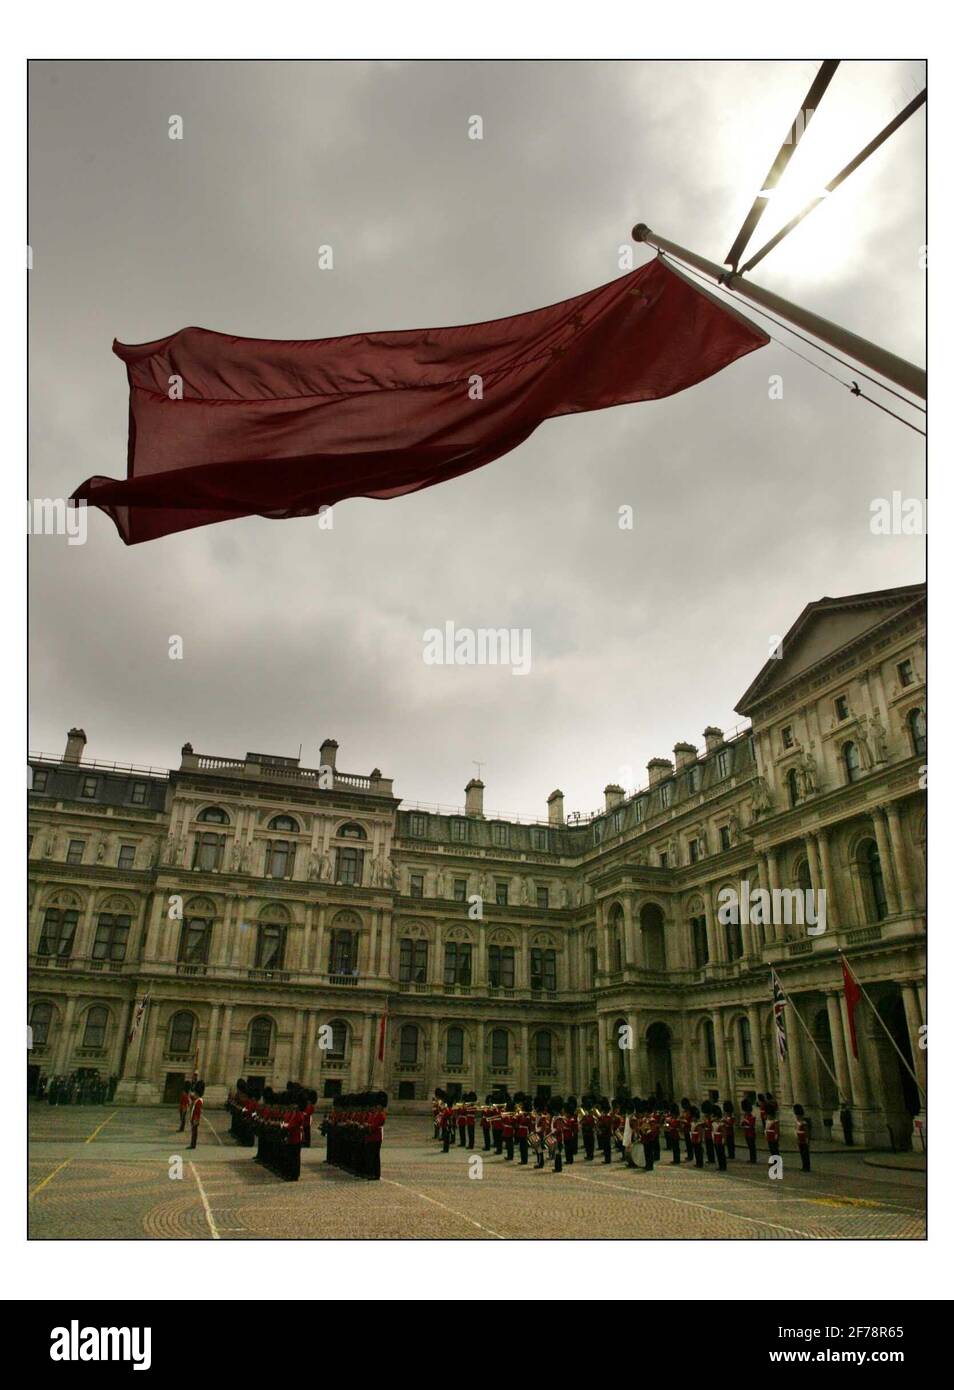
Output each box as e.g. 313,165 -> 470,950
673,742 -> 698,771
547,789 -> 564,826
647,757 -> 674,787
604,783 -> 624,811
703,725 -> 724,753
64,727 -> 87,764
465,777 -> 485,818
319,738 -> 338,771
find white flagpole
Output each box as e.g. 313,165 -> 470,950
632,223 -> 926,401
840,954 -> 925,1103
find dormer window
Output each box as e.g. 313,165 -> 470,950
660,783 -> 673,809
715,749 -> 730,780
407,814 -> 427,838
491,822 -> 510,848
686,767 -> 700,794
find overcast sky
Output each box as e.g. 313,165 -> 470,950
28,59 -> 925,820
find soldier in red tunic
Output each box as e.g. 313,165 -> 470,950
178,1084 -> 191,1133
689,1106 -> 705,1167
580,1096 -> 597,1161
711,1104 -> 728,1171
365,1091 -> 387,1180
597,1098 -> 614,1165
550,1097 -> 565,1173
765,1102 -> 781,1159
740,1098 -> 758,1163
563,1098 -> 578,1165
793,1104 -> 811,1172
515,1096 -> 531,1166
665,1103 -> 682,1165
189,1080 -> 204,1150
722,1099 -> 736,1159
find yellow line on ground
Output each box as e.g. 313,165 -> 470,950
29,1111 -> 118,1198
189,1162 -> 220,1239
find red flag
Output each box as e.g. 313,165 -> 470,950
72,258 -> 767,544
841,956 -> 863,1059
376,1011 -> 387,1064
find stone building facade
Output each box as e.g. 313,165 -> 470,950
27,584 -> 926,1146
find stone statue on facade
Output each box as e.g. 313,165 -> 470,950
319,851 -> 334,882
855,716 -> 875,769
868,710 -> 889,763
522,877 -> 534,906
751,776 -> 773,817
435,868 -> 446,898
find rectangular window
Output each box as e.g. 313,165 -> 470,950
658,851 -> 668,869
834,694 -> 850,721
81,776 -> 98,799
612,810 -> 623,835
130,781 -> 147,804
32,768 -> 48,792
491,822 -> 510,848
633,798 -> 645,823
530,826 -> 549,852
686,768 -> 699,794
117,844 -> 136,871
719,825 -> 731,852
66,839 -> 85,865
898,659 -> 915,687
408,813 -> 428,838
335,846 -> 364,886
689,838 -> 700,864
530,948 -> 557,992
495,881 -> 509,906
660,783 -> 672,808
536,885 -> 549,910
256,925 -> 285,970
444,941 -> 472,986
399,938 -> 428,984
489,945 -> 515,988
192,833 -> 225,872
691,916 -> 709,968
330,930 -> 356,975
453,878 -> 467,903
449,818 -> 468,843
586,947 -> 597,987
38,908 -> 78,957
409,872 -> 424,898
178,920 -> 211,964
781,725 -> 794,748
716,749 -> 730,780
92,913 -> 131,962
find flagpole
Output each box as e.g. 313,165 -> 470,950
770,967 -> 842,1098
840,953 -> 925,1102
631,223 -> 926,401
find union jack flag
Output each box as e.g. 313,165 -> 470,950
771,970 -> 788,1062
127,992 -> 150,1046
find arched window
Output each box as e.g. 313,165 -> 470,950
489,944 -> 515,988
690,914 -> 709,969
265,839 -> 295,879
82,1005 -> 109,1050
399,1024 -> 419,1064
268,814 -> 299,833
446,1026 -> 464,1066
178,917 -> 212,964
256,921 -> 286,970
534,1030 -> 553,1069
248,1016 -> 273,1060
861,838 -> 889,921
738,1016 -> 753,1067
197,806 -> 230,824
640,902 -> 667,971
843,741 -> 861,784
337,822 -> 367,839
908,707 -> 926,757
786,767 -> 800,808
795,857 -> 812,892
703,1019 -> 716,1068
30,1000 -> 53,1048
491,1028 -> 509,1067
38,906 -> 78,958
169,1010 -> 195,1054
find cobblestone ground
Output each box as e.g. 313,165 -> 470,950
28,1105 -> 926,1241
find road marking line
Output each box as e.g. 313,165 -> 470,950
566,1168 -> 816,1238
382,1178 -> 506,1239
202,1113 -> 225,1147
29,1111 -> 118,1198
189,1162 -> 220,1239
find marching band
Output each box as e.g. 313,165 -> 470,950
430,1088 -> 809,1174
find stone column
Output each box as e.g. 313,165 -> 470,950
379,910 -> 394,981
53,997 -> 78,1075
427,1017 -> 441,1096
825,992 -> 852,1105
747,1005 -> 766,1095
766,849 -> 782,942
872,809 -> 900,915
477,922 -> 488,989
474,1020 -> 485,1095
815,827 -> 840,929
786,996 -> 809,1108
290,1010 -> 304,1083
519,1022 -> 530,1093
713,1008 -> 731,1103
217,1004 -> 234,1085
627,1010 -> 644,1092
705,884 -> 725,963
204,1004 -> 220,1081
901,982 -> 926,1096
622,899 -> 637,968
883,802 -> 915,913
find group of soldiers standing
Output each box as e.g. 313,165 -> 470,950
225,1080 -> 317,1180
432,1089 -> 812,1173
320,1092 -> 388,1180
41,1072 -> 118,1105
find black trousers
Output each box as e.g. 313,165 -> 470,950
466,1123 -> 475,1150
726,1132 -> 736,1159
601,1136 -> 612,1164
178,1113 -> 187,1132
482,1126 -> 491,1151
554,1144 -> 563,1173
442,1129 -> 451,1152
582,1129 -> 595,1160
715,1144 -> 727,1171
705,1136 -> 716,1165
671,1136 -> 681,1164
642,1142 -> 655,1171
494,1131 -> 504,1154
684,1132 -> 694,1160
368,1141 -> 382,1180
518,1136 -> 529,1164
189,1123 -> 199,1150
745,1134 -> 757,1163
767,1138 -> 780,1158
565,1135 -> 576,1164
505,1135 -> 514,1160
693,1141 -> 704,1168
798,1143 -> 811,1172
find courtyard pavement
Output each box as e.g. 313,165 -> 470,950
28,1104 -> 926,1240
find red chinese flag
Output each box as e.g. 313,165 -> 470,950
72,258 -> 767,544
842,957 -> 863,1059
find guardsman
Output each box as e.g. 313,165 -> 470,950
690,1106 -> 705,1167
581,1096 -> 597,1161
492,1100 -> 505,1155
464,1092 -> 477,1150
722,1099 -> 736,1159
303,1089 -> 316,1148
178,1082 -> 191,1133
665,1103 -> 682,1165
597,1098 -> 614,1165
711,1104 -> 728,1171
502,1100 -> 516,1161
765,1101 -> 780,1159
551,1097 -> 565,1173
515,1096 -> 531,1165
189,1080 -> 205,1150
284,1101 -> 304,1181
481,1096 -> 493,1151
456,1096 -> 469,1149
563,1098 -> 578,1164
701,1101 -> 716,1165
432,1089 -> 445,1139
534,1101 -> 549,1169
740,1098 -> 758,1163
440,1097 -> 453,1153
793,1104 -> 811,1172
365,1091 -> 387,1180
642,1101 -> 658,1172
680,1096 -> 694,1161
